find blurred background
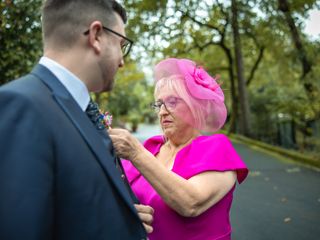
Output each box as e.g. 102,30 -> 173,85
1,0 -> 319,157
1,1 -> 320,239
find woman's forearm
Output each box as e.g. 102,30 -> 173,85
132,148 -> 219,217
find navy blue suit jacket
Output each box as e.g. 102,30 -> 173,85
0,65 -> 146,240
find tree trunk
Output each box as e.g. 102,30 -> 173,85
278,0 -> 315,95
231,0 -> 251,137
221,44 -> 238,134
278,0 -> 320,125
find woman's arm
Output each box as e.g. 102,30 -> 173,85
109,128 -> 236,217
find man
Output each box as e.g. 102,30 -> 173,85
0,0 -> 153,239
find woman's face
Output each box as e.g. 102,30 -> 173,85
155,88 -> 194,138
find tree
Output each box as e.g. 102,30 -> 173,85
94,61 -> 155,131
2,0 -> 319,151
277,0 -> 319,118
231,0 -> 252,136
122,0 -> 320,151
0,0 -> 42,85
123,0 -> 266,135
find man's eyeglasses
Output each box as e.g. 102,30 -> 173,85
151,97 -> 183,113
83,26 -> 133,57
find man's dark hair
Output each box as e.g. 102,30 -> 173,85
111,1 -> 127,24
41,0 -> 127,48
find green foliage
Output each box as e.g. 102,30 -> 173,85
95,61 -> 155,129
122,0 -> 320,150
1,0 -> 319,151
0,0 -> 42,85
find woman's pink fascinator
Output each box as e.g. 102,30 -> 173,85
154,58 -> 227,132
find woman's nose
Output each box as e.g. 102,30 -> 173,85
158,104 -> 169,115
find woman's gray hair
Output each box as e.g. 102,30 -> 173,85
154,75 -> 211,131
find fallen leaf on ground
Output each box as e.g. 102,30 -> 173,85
285,167 -> 300,173
249,171 -> 261,177
284,217 -> 291,223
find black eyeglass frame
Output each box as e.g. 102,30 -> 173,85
83,26 -> 133,57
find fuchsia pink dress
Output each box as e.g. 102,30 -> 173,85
122,134 -> 248,240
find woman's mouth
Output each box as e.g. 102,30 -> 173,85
161,120 -> 172,126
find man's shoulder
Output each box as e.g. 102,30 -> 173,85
0,71 -> 45,96
0,71 -> 51,113
1,72 -> 33,87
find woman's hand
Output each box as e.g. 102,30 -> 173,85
108,128 -> 144,161
134,204 -> 154,234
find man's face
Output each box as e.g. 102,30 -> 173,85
98,14 -> 126,92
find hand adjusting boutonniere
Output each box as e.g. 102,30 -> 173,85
192,66 -> 221,92
86,101 -> 113,130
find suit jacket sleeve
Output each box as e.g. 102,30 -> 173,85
0,90 -> 54,240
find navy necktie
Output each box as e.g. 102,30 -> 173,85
85,99 -> 139,203
86,100 -> 106,130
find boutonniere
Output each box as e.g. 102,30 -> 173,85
86,100 -> 113,130
98,110 -> 113,129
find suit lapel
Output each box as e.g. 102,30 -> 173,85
31,64 -> 137,214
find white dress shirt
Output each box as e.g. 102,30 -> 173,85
39,56 -> 90,111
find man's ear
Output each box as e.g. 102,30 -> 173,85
87,21 -> 104,54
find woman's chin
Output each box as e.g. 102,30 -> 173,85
162,128 -> 175,138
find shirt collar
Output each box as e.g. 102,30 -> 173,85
39,56 -> 90,111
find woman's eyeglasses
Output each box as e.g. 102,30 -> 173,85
151,97 -> 183,113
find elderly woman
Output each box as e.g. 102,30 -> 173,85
109,58 -> 248,240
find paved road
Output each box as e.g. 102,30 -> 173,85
133,124 -> 320,240
231,142 -> 320,240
